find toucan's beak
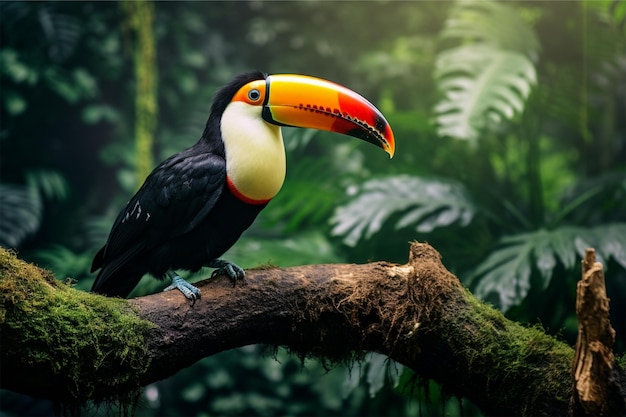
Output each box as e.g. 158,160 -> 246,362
262,74 -> 395,158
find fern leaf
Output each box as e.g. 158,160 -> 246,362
441,0 -> 541,61
331,175 -> 475,247
434,44 -> 537,142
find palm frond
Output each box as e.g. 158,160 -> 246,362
470,224 -> 626,311
434,44 -> 537,142
331,175 -> 476,247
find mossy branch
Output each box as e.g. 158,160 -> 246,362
0,243 -> 619,416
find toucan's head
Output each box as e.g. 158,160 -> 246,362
207,71 -> 395,158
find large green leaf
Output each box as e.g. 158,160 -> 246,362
434,44 -> 537,142
434,0 -> 539,142
470,224 -> 626,311
331,175 -> 475,247
441,0 -> 541,61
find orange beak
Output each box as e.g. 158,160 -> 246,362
261,74 -> 395,158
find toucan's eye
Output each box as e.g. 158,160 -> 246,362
248,89 -> 261,102
232,81 -> 266,104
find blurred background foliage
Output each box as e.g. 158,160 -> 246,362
1,0 -> 624,416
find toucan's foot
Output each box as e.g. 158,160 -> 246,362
209,259 -> 245,286
163,272 -> 201,301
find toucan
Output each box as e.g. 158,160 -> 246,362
91,71 -> 395,300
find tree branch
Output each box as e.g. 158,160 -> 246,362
0,243 -> 620,416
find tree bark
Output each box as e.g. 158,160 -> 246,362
0,243 -> 623,416
570,248 -> 626,416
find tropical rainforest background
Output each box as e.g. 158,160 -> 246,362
1,1 -> 624,416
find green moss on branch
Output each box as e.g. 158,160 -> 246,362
444,291 -> 574,415
0,248 -> 153,406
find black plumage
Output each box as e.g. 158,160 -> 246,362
91,71 -> 267,298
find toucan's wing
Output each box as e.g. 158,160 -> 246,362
91,150 -> 226,278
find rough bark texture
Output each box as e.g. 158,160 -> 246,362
570,248 -> 626,416
0,243 -> 623,416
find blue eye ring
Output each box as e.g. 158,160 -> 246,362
248,89 -> 261,102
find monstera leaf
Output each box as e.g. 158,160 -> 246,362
331,175 -> 476,247
434,44 -> 537,142
470,224 -> 626,311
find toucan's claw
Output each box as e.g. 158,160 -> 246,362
209,259 -> 245,286
163,273 -> 201,302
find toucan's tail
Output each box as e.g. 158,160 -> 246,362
90,247 -> 144,298
91,265 -> 144,299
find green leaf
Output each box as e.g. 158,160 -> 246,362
0,49 -> 38,84
433,0 -> 540,142
264,156 -> 342,232
2,89 -> 27,115
43,67 -> 97,103
25,169 -> 70,201
340,353 -> 403,399
441,0 -> 541,61
82,104 -> 120,124
471,224 -> 626,311
37,4 -> 82,62
434,44 -> 537,142
365,353 -> 389,398
34,245 -> 94,283
331,175 -> 475,247
0,184 -> 42,248
222,231 -> 342,269
592,224 -> 626,268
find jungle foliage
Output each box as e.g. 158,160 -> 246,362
1,1 -> 624,416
